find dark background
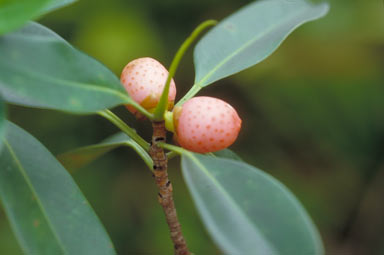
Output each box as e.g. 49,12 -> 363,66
1,0 -> 383,254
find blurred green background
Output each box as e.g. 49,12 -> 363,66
1,0 -> 384,254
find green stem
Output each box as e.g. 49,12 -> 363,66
122,142 -> 153,171
153,19 -> 218,120
166,151 -> 180,160
174,83 -> 202,107
158,142 -> 187,155
98,110 -> 150,151
128,100 -> 154,119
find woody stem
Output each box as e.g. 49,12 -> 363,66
149,121 -> 190,255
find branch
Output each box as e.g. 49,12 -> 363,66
149,121 -> 190,255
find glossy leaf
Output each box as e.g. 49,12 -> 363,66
0,121 -> 116,254
0,0 -> 75,35
58,132 -> 152,171
194,0 -> 329,87
181,153 -> 324,255
0,22 -> 134,114
43,0 -> 77,13
0,96 -> 5,151
0,0 -> 50,35
212,149 -> 242,161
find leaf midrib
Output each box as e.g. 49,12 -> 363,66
0,61 -> 131,103
185,153 -> 276,253
3,139 -> 68,254
64,140 -> 132,154
196,4 -> 312,86
188,153 -> 324,254
5,32 -> 67,43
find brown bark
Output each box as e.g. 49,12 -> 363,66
149,121 -> 190,255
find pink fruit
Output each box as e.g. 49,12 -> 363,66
120,57 -> 176,113
174,96 -> 242,153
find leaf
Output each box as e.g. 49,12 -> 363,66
0,121 -> 116,254
0,95 -> 5,151
57,132 -> 130,170
0,22 -> 133,114
193,0 -> 329,87
0,0 -> 50,35
43,0 -> 77,13
0,0 -> 75,35
212,149 -> 242,161
58,132 -> 152,171
181,153 -> 324,255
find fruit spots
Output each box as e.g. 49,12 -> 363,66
174,96 -> 241,153
120,57 -> 176,113
121,58 -> 242,154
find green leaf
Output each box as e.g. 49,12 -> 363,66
181,153 -> 324,255
43,0 -> 76,13
212,149 -> 242,161
0,22 -> 134,114
58,132 -> 152,171
0,0 -> 75,35
194,0 -> 329,87
0,121 -> 116,254
0,95 -> 5,151
0,0 -> 50,35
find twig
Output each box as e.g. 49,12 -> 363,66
149,121 -> 190,255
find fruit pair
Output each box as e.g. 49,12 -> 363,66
120,57 -> 241,153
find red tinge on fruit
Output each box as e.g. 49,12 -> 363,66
174,96 -> 242,153
120,57 -> 176,113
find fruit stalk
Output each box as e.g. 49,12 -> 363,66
149,121 -> 190,255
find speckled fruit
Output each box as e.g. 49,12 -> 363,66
174,96 -> 242,153
120,57 -> 176,113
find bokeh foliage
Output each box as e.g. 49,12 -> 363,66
1,0 -> 383,254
